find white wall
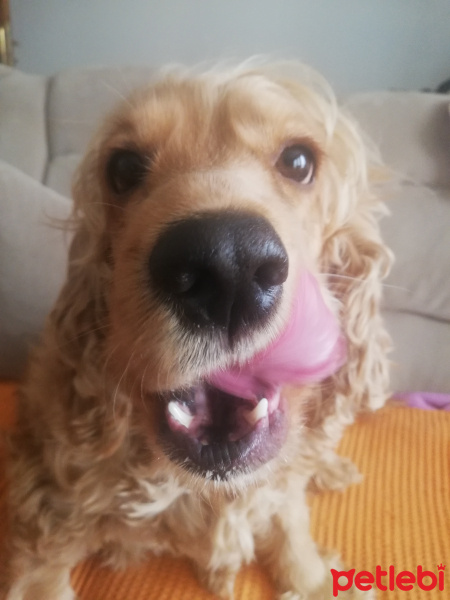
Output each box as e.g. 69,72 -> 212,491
9,0 -> 450,94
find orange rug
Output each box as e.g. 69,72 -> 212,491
1,382 -> 449,599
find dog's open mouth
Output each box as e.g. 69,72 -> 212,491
157,271 -> 347,480
159,383 -> 287,480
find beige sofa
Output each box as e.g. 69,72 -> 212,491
1,65 -> 449,392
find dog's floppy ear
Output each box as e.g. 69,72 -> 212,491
25,142 -> 129,458
267,67 -> 393,417
48,144 -> 111,366
319,107 -> 393,417
324,208 -> 393,412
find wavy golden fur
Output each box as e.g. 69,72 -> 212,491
3,63 -> 392,600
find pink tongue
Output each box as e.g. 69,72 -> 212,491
208,271 -> 346,400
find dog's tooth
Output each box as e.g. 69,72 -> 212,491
168,401 -> 193,429
243,397 -> 269,426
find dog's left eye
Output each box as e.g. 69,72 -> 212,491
276,144 -> 316,184
106,149 -> 149,195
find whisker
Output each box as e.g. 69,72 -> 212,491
58,323 -> 111,347
322,273 -> 360,281
85,202 -> 128,212
111,346 -> 138,421
323,272 -> 411,293
102,340 -> 124,407
380,282 -> 411,292
139,362 -> 151,415
101,80 -> 134,107
47,118 -> 98,125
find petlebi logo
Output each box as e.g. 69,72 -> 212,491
331,564 -> 445,596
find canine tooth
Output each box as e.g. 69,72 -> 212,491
168,401 -> 193,429
243,397 -> 269,426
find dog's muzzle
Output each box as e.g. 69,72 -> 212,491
148,211 -> 289,479
149,211 -> 289,344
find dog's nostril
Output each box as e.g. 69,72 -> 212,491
169,268 -> 218,303
172,270 -> 199,295
254,258 -> 288,291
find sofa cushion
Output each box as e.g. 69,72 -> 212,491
45,153 -> 82,198
345,92 -> 450,188
0,160 -> 72,379
380,183 -> 450,393
380,184 -> 450,323
346,91 -> 450,393
47,66 -> 157,161
383,309 -> 450,393
0,66 -> 48,182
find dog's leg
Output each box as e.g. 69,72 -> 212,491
6,562 -> 77,600
193,499 -> 256,600
195,530 -> 248,600
257,496 -> 375,599
3,540 -> 82,600
3,507 -> 85,600
198,566 -> 240,600
258,497 -> 329,598
255,477 -> 373,600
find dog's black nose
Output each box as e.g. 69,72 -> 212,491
149,212 -> 289,341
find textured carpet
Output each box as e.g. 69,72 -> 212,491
1,382 -> 449,599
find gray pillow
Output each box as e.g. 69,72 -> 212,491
0,160 -> 72,378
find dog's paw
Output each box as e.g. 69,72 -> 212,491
278,592 -> 304,600
277,589 -> 374,600
199,566 -> 238,600
6,588 -> 78,600
278,592 -> 315,600
308,553 -> 376,600
277,584 -> 375,600
324,587 -> 375,600
275,551 -> 376,600
5,575 -> 78,600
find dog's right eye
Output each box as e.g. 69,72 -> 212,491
106,149 -> 148,195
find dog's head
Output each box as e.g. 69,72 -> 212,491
64,64 -> 391,485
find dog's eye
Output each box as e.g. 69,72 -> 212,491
106,149 -> 148,195
276,144 -> 316,184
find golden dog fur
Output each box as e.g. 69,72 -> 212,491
3,63 -> 392,600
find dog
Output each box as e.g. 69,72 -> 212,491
3,62 -> 392,600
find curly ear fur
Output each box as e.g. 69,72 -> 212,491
246,68 -> 392,490
288,92 -> 393,487
15,140 -> 129,470
48,142 -> 109,362
320,107 -> 393,418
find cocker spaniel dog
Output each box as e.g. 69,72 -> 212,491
4,63 -> 392,600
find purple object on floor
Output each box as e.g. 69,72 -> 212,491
398,392 -> 450,411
